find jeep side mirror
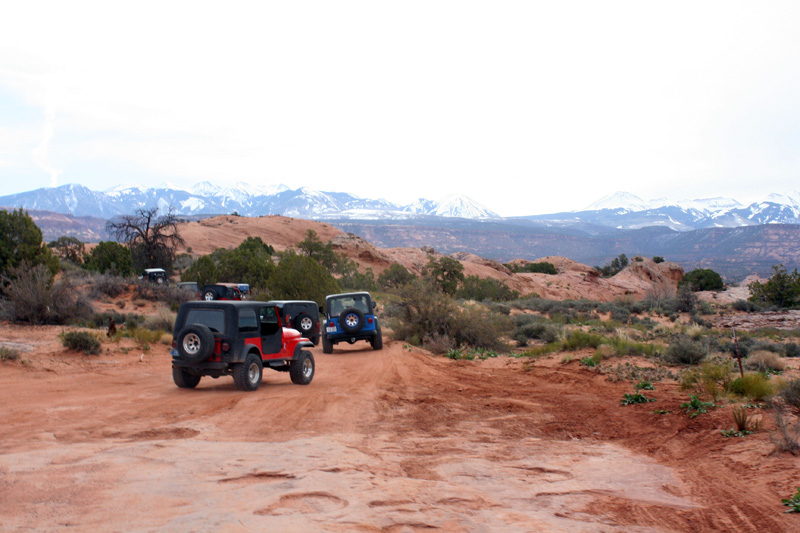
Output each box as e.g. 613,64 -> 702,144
372,301 -> 377,309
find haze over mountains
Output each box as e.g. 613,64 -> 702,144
2,183 -> 800,232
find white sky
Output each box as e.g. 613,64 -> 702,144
1,1 -> 799,217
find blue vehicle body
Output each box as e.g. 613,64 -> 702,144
321,292 -> 382,353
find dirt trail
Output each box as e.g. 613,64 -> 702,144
1,334 -> 798,531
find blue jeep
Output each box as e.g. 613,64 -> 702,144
321,291 -> 382,353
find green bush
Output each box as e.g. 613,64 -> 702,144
680,269 -> 724,291
508,261 -> 558,275
728,373 -> 774,401
560,330 -> 604,351
389,280 -> 511,353
456,275 -> 519,302
60,330 -> 101,355
84,241 -> 133,276
663,336 -> 707,365
748,264 -> 800,308
378,263 -> 416,290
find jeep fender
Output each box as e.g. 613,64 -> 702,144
292,341 -> 314,359
237,344 -> 262,364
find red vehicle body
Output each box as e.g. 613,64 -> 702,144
171,301 -> 315,391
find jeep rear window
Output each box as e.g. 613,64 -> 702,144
184,309 -> 226,334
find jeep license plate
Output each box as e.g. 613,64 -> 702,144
326,326 -> 337,333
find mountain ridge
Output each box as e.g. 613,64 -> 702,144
3,183 -> 800,231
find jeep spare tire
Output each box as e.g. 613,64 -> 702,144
339,307 -> 365,333
293,313 -> 314,334
203,290 -> 216,301
176,324 -> 215,364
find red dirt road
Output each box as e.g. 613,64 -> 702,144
1,327 -> 799,531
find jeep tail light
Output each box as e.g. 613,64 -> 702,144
368,317 -> 373,324
221,342 -> 231,352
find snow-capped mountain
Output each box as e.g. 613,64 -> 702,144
2,184 -> 800,230
0,182 -> 497,221
523,190 -> 800,231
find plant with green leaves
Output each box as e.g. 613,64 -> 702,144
681,394 -> 715,418
634,381 -> 654,391
621,392 -> 656,405
782,488 -> 800,513
749,264 -> 800,308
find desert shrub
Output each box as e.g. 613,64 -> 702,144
674,285 -> 697,313
84,241 -> 133,276
423,333 -> 455,354
0,263 -> 93,325
689,315 -> 713,328
269,251 -> 341,304
89,273 -> 131,298
732,299 -> 759,312
595,254 -> 629,277
778,379 -> 800,413
390,280 -> 511,353
456,275 -> 519,302
509,261 -> 558,275
745,350 -> 786,373
513,318 -> 560,346
771,402 -> 800,455
378,263 -> 416,290
60,330 -> 101,355
449,302 -> 513,351
0,346 -> 21,362
748,264 -> 800,308
681,268 -> 724,291
608,306 -> 630,324
560,330 -> 604,351
125,326 -> 164,351
785,343 -> 800,358
728,373 -> 774,401
133,280 -> 197,307
606,336 -> 661,358
681,359 -> 734,402
663,335 -> 707,365
86,311 -> 143,330
144,307 -> 175,332
652,256 -> 665,263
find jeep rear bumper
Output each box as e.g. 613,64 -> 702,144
325,330 -> 378,344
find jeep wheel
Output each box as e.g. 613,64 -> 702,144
234,352 -> 263,391
176,324 -> 215,364
172,367 -> 201,388
371,329 -> 383,350
203,290 -> 216,301
290,350 -> 315,385
156,276 -> 165,285
322,334 -> 333,354
293,313 -> 314,335
339,307 -> 365,333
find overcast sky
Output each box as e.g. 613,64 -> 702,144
1,1 -> 799,217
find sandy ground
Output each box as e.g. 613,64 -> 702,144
1,324 -> 800,532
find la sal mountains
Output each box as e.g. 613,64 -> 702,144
2,183 -> 800,281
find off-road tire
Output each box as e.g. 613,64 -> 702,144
172,367 -> 201,388
293,313 -> 314,335
176,324 -> 215,364
156,276 -> 165,285
290,350 -> 315,385
371,329 -> 383,350
233,352 -> 263,391
322,334 -> 333,354
339,307 -> 365,333
203,290 -> 216,301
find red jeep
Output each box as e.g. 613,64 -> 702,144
171,301 -> 315,391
